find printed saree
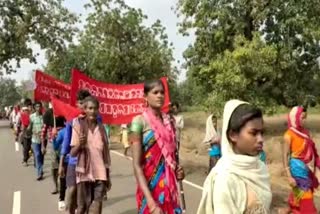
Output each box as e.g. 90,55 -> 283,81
131,114 -> 181,214
286,106 -> 320,214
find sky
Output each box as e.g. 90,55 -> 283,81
6,0 -> 194,84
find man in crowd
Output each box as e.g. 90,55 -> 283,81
28,102 -> 44,180
41,102 -> 61,194
12,102 -> 21,137
59,89 -> 92,214
18,99 -> 33,166
70,96 -> 111,214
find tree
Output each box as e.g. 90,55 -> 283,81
46,0 -> 177,84
0,78 -> 21,108
0,0 -> 78,74
175,76 -> 207,109
177,0 -> 320,110
17,79 -> 35,100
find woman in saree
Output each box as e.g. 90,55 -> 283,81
282,106 -> 320,214
130,80 -> 184,214
197,100 -> 272,214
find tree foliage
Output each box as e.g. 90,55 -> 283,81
175,76 -> 207,109
0,78 -> 21,108
177,0 -> 320,110
0,0 -> 78,74
46,0 -> 176,84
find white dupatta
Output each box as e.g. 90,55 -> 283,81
197,100 -> 272,214
202,114 -> 218,144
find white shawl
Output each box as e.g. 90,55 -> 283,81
202,114 -> 218,144
197,100 -> 272,214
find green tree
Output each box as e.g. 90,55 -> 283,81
175,76 -> 206,109
0,78 -> 21,108
177,0 -> 320,110
46,0 -> 176,84
0,0 -> 78,74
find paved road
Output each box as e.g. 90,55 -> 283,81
0,120 -> 202,214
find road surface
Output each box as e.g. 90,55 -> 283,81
0,120 -> 203,214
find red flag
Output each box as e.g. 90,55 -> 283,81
51,96 -> 81,121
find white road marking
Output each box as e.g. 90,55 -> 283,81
15,142 -> 19,152
12,191 -> 21,214
110,150 -> 204,191
181,179 -> 203,190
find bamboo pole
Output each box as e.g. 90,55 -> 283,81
177,151 -> 186,213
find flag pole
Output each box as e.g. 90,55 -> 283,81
53,112 -> 56,128
177,152 -> 186,213
51,97 -> 56,129
51,98 -> 56,135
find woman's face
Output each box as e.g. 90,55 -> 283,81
145,84 -> 165,109
229,117 -> 264,156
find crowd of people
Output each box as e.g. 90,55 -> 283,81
4,79 -> 320,214
8,90 -> 111,213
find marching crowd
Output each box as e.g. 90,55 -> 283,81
3,79 -> 320,214
8,90 -> 111,213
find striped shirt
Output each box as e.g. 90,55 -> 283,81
30,113 -> 43,144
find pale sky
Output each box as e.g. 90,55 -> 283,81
6,0 -> 193,84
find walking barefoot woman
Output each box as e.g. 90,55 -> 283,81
283,106 -> 320,213
130,80 -> 184,214
197,100 -> 272,214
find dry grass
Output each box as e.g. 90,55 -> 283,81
180,111 -> 320,161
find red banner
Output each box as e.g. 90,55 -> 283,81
70,69 -> 170,124
34,70 -> 71,103
51,96 -> 81,121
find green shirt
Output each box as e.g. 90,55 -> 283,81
30,113 -> 43,144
